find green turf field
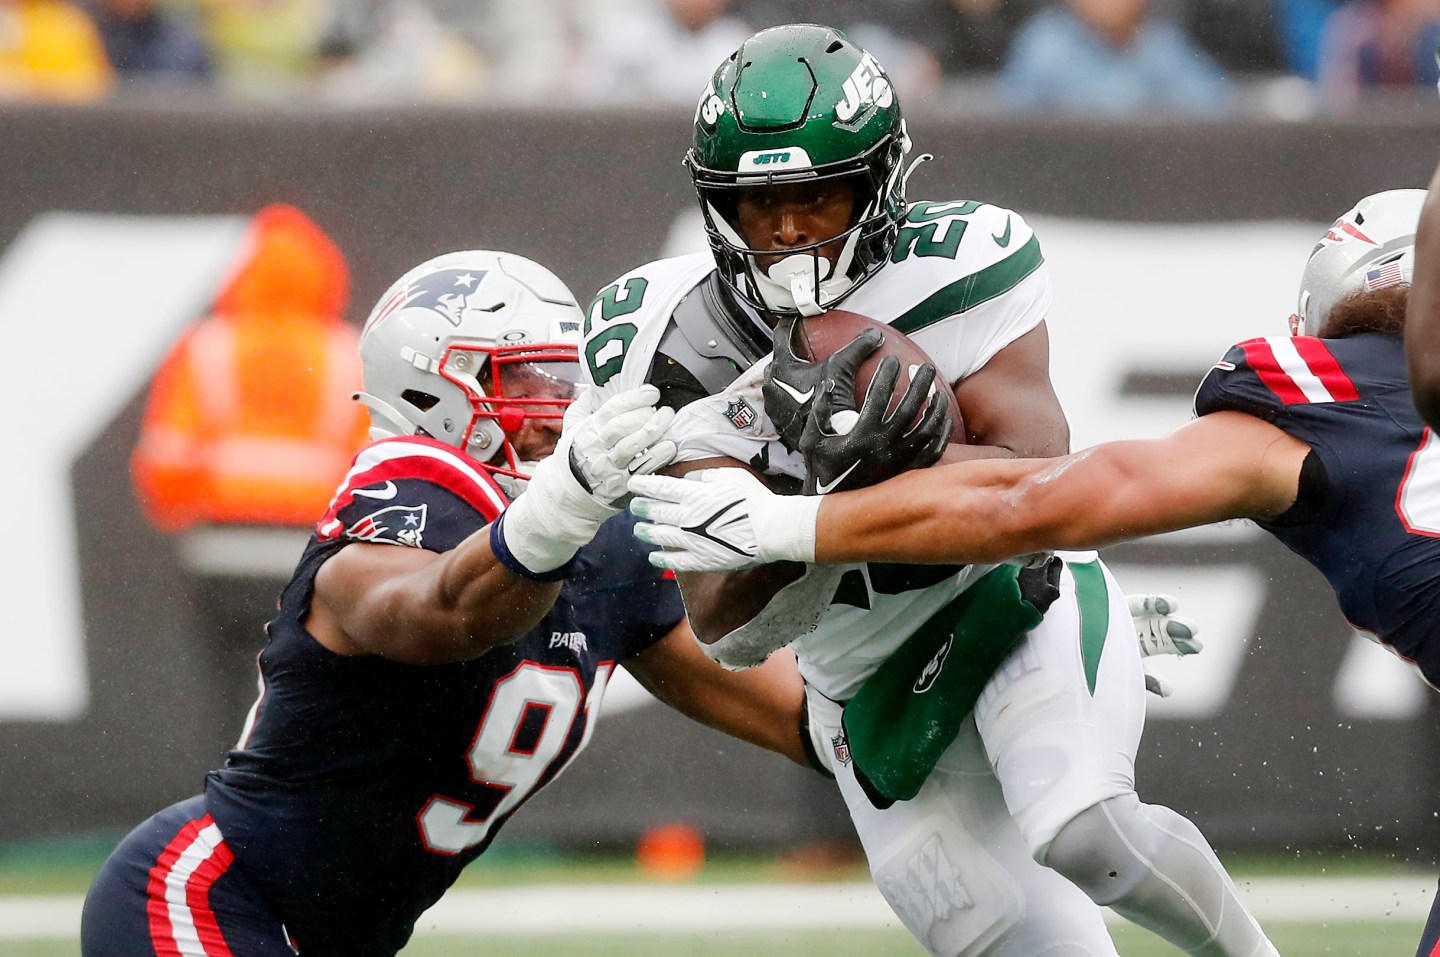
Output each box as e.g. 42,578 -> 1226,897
0,836 -> 1427,956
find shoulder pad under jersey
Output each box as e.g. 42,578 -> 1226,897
649,273 -> 772,410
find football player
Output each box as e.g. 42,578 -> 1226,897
80,250 -> 825,957
581,23 -> 1275,957
632,188 -> 1440,953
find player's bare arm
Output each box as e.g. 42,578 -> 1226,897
1407,164 -> 1440,428
631,411 -> 1310,571
307,534 -> 563,665
622,620 -> 811,767
816,410 -> 1309,564
946,321 -> 1070,460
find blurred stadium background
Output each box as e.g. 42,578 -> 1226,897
4,0 -> 1440,953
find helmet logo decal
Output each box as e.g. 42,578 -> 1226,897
1365,259 -> 1407,291
697,89 -> 725,128
835,53 -> 893,123
1322,219 -> 1375,246
399,268 -> 491,328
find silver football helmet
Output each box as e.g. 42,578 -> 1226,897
1291,188 -> 1426,337
356,250 -> 585,492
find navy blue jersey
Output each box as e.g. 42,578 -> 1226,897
1194,332 -> 1440,684
203,436 -> 683,956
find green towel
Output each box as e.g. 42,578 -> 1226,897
841,558 -> 1061,808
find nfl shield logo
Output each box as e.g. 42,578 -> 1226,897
831,729 -> 852,767
724,397 -> 757,430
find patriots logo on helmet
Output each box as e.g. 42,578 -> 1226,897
724,397 -> 757,430
345,503 -> 429,547
1321,218 -> 1376,247
400,269 -> 492,327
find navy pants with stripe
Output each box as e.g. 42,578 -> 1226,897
81,795 -> 295,957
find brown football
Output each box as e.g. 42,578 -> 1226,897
792,309 -> 965,437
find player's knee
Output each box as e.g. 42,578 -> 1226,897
1038,794 -> 1151,906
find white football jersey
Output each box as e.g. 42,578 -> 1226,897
582,200 -> 1052,699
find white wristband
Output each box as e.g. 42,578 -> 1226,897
497,447 -> 616,574
751,492 -> 821,564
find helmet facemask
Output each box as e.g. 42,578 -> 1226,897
690,134 -> 908,318
468,345 -> 580,493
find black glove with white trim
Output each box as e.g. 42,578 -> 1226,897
798,357 -> 954,496
763,317 -> 882,454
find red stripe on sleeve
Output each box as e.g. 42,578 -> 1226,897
316,437 -> 509,538
1238,338 -> 1307,404
1291,336 -> 1360,401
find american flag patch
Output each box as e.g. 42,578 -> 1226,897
1365,260 -> 1407,291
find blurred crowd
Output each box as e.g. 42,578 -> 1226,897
2,0 -> 1438,114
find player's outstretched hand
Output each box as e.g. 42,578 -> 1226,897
1127,593 -> 1202,698
798,359 -> 954,496
563,384 -> 677,508
495,385 -> 677,578
763,316 -> 882,453
629,469 -> 819,572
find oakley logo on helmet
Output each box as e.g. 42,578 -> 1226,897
835,53 -> 893,123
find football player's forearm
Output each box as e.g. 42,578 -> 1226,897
640,642 -> 810,765
678,563 -> 807,644
815,433 -> 1272,566
332,531 -> 563,664
814,458 -> 1061,565
426,529 -> 565,658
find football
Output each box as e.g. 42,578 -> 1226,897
792,309 -> 965,437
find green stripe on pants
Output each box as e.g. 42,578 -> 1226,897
1069,560 -> 1110,695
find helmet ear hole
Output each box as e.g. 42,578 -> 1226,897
401,389 -> 441,412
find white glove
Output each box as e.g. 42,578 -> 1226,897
628,468 -> 820,572
496,385 -> 677,577
562,384 -> 677,506
1127,593 -> 1203,698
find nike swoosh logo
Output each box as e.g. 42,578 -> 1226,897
992,216 -> 1013,248
772,378 -> 815,405
353,481 -> 398,500
814,461 -> 860,495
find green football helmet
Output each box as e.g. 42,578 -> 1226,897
686,23 -> 912,319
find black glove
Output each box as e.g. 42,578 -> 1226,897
1016,555 -> 1063,616
799,357 -> 955,495
763,316 -> 883,453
